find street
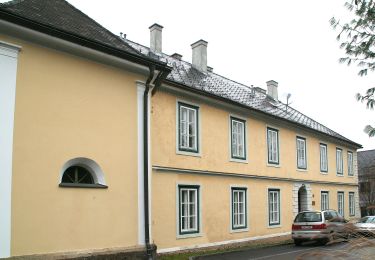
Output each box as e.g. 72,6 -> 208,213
197,240 -> 375,260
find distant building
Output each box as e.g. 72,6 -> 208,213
358,149 -> 375,216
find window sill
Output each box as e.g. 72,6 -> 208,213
336,174 -> 344,177
176,150 -> 201,157
268,224 -> 281,229
297,168 -> 308,172
59,183 -> 108,189
230,227 -> 249,233
177,232 -> 203,239
320,171 -> 328,175
348,175 -> 355,178
230,158 -> 248,164
267,163 -> 280,168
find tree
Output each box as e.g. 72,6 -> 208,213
330,0 -> 375,136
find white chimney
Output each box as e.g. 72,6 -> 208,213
191,39 -> 208,72
266,80 -> 278,101
149,23 -> 163,53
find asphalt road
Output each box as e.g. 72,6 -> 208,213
197,240 -> 371,260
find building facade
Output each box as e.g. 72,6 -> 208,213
0,0 -> 170,258
358,149 -> 375,216
0,0 -> 361,258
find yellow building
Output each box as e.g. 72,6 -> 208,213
0,0 -> 361,259
125,24 -> 361,253
0,0 -> 170,258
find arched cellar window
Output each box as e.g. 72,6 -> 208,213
59,158 -> 107,189
62,166 -> 94,184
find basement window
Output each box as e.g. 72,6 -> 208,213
59,158 -> 107,189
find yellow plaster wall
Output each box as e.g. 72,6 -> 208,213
152,172 -> 358,250
151,90 -> 358,184
1,35 -> 146,256
151,89 -> 359,250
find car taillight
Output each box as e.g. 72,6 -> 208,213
312,223 -> 327,229
292,224 -> 301,230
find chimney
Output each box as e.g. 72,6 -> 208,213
171,53 -> 182,60
191,39 -> 208,72
266,80 -> 278,101
149,23 -> 163,53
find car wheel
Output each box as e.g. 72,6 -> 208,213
294,239 -> 303,246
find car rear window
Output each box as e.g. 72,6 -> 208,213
294,212 -> 322,222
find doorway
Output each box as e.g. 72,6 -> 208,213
298,185 -> 308,212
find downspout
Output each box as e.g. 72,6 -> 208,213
144,65 -> 155,259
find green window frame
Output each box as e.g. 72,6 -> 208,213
178,185 -> 200,235
231,187 -> 247,230
230,117 -> 246,160
337,191 -> 344,217
267,127 -> 279,165
268,189 -> 280,226
320,143 -> 328,173
296,136 -> 307,169
348,152 -> 354,176
321,191 -> 329,211
349,192 -> 355,216
178,102 -> 199,153
336,148 -> 343,175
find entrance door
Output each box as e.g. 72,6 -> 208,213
298,185 -> 308,212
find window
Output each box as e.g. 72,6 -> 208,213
296,137 -> 307,169
337,192 -> 344,217
268,189 -> 280,226
349,192 -> 355,216
267,128 -> 279,165
321,191 -> 329,211
231,188 -> 247,230
62,166 -> 94,184
320,143 -> 328,172
178,185 -> 199,235
59,158 -> 107,188
348,152 -> 354,176
336,148 -> 343,175
178,102 -> 199,153
230,117 -> 246,160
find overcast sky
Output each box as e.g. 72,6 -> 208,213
3,0 -> 374,150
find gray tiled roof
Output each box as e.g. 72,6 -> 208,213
358,150 -> 375,171
125,39 -> 360,147
0,0 -> 167,67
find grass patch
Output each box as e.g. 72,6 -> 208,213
158,238 -> 293,260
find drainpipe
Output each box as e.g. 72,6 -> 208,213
144,65 -> 170,259
143,65 -> 155,259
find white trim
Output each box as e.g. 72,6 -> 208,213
137,81 -> 146,245
175,182 -> 203,239
157,231 -> 291,254
175,99 -> 202,157
0,41 -> 20,258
